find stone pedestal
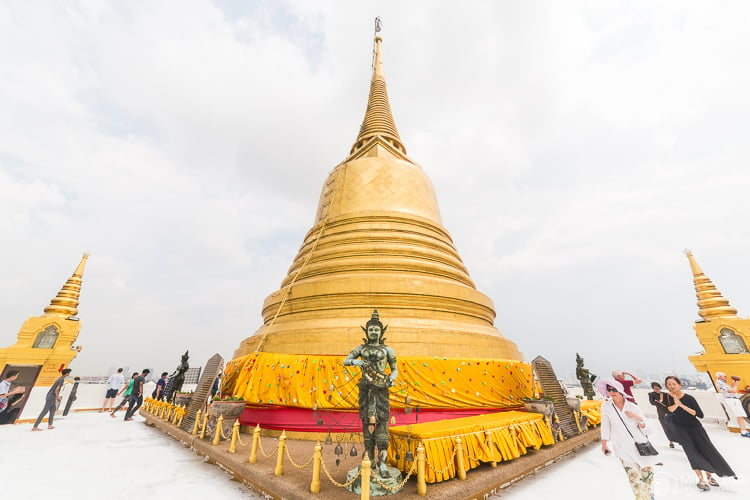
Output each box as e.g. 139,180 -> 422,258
344,465 -> 404,496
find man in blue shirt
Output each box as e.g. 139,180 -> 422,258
152,372 -> 168,401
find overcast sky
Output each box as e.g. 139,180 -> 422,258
2,1 -> 749,381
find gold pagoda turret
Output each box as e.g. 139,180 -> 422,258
234,35 -> 521,361
685,251 -> 750,393
225,32 -> 532,431
0,254 -> 88,386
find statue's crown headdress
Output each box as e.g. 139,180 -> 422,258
361,309 -> 388,344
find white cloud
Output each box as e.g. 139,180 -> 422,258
1,1 -> 749,380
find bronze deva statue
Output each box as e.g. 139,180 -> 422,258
343,310 -> 398,477
575,353 -> 597,400
164,351 -> 190,403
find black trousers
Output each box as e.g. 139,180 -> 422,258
124,395 -> 143,419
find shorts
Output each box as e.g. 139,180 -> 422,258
722,397 -> 746,420
106,388 -> 119,398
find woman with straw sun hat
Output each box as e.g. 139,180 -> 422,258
598,378 -> 658,500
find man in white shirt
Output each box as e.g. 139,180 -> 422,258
0,370 -> 25,415
716,371 -> 750,437
101,368 -> 125,412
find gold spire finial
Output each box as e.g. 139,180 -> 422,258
685,250 -> 737,320
44,254 -> 88,317
350,20 -> 406,156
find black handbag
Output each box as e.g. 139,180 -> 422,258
612,402 -> 659,456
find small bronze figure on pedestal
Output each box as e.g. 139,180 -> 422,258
344,310 -> 398,477
164,351 -> 190,402
575,353 -> 597,400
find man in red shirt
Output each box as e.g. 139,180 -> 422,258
612,370 -> 642,403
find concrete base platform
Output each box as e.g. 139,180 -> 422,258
141,410 -> 600,500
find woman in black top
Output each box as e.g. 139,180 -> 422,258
648,382 -> 678,447
665,375 -> 737,491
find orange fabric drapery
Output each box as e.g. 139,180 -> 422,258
223,351 -> 534,411
388,411 -> 555,483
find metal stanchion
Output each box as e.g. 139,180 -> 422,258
213,415 -> 224,445
310,442 -> 322,494
229,419 -> 240,453
275,430 -> 287,476
455,436 -> 467,480
192,409 -> 202,435
416,443 -> 427,496
360,453 -> 371,499
249,424 -> 260,463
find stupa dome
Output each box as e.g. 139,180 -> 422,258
233,36 -> 521,361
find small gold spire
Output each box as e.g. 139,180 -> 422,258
684,250 -> 737,320
350,33 -> 406,155
44,253 -> 88,317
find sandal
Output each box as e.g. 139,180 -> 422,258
708,477 -> 719,487
697,481 -> 710,491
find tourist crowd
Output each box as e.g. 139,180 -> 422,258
599,369 -> 745,499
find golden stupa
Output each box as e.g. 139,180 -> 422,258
225,34 -> 531,430
685,251 -> 750,392
0,254 -> 88,387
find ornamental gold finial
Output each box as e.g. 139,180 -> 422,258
44,253 -> 88,317
350,20 -> 406,156
685,250 -> 737,320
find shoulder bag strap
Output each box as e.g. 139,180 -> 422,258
611,401 -> 636,439
612,401 -> 649,440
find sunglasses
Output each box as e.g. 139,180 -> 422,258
606,387 -> 619,393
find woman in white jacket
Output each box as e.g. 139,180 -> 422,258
598,378 -> 659,500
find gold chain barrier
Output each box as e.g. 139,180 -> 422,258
371,459 -> 418,492
320,455 -> 362,488
285,444 -> 315,469
258,433 -> 280,458
424,444 -> 458,476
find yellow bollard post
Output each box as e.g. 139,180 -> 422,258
229,419 -> 240,453
455,436 -> 467,480
553,413 -> 565,442
360,453 -> 371,500
416,443 -> 427,496
310,441 -> 322,494
213,415 -> 224,445
249,424 -> 260,463
199,411 -> 209,439
192,409 -> 202,435
275,430 -> 287,476
485,430 -> 497,467
573,409 -> 582,434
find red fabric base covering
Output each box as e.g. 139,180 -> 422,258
239,405 -> 525,433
